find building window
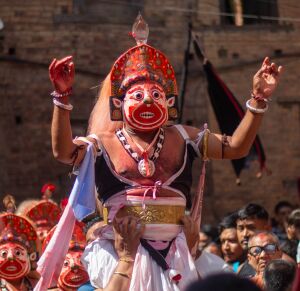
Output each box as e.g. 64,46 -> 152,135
72,0 -> 144,24
220,0 -> 279,26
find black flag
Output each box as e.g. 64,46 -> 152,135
193,37 -> 266,180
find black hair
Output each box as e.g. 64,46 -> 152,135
82,212 -> 103,234
263,259 -> 296,291
237,203 -> 269,221
274,201 -> 293,214
219,212 -> 239,234
287,209 -> 300,227
186,273 -> 262,291
280,239 -> 298,261
200,224 -> 219,242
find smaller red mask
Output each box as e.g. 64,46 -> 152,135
0,243 -> 30,280
58,250 -> 89,290
36,226 -> 51,243
123,81 -> 168,131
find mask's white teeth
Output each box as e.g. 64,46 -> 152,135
140,112 -> 154,119
70,275 -> 83,282
6,266 -> 17,271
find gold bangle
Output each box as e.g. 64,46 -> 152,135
119,257 -> 135,264
113,271 -> 131,279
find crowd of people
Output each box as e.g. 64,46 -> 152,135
1,14 -> 298,291
197,202 -> 300,290
0,187 -> 299,291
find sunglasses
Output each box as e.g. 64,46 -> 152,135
248,244 -> 278,256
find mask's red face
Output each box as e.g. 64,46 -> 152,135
123,81 -> 168,131
36,226 -> 50,243
0,243 -> 30,280
58,251 -> 89,290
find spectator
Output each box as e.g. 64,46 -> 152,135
186,273 -> 262,291
286,210 -> 300,241
199,224 -> 221,257
263,259 -> 296,291
272,201 -> 293,244
236,203 -> 270,278
77,220 -> 106,290
78,213 -> 105,290
281,240 -> 298,264
205,242 -> 222,257
248,231 -> 282,289
82,212 -> 105,244
219,212 -> 245,272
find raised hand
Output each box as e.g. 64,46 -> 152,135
49,56 -> 74,93
253,57 -> 283,99
113,216 -> 145,260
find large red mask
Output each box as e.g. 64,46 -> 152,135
0,243 -> 31,280
0,213 -> 39,281
123,81 -> 168,131
57,250 -> 89,290
43,222 -> 88,290
110,43 -> 179,123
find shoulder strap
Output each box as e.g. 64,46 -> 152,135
87,133 -> 103,157
87,133 -> 101,147
173,124 -> 190,140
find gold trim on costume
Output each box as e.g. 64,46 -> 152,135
103,207 -> 109,224
103,205 -> 185,225
202,129 -> 210,161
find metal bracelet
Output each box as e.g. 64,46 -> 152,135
50,88 -> 72,98
113,271 -> 131,279
53,98 -> 73,111
250,91 -> 270,103
119,257 -> 135,264
246,99 -> 268,114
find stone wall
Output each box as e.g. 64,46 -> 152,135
0,0 -> 299,224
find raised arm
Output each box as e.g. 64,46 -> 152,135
49,56 -> 78,164
207,57 -> 283,160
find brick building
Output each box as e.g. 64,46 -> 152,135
0,0 -> 299,223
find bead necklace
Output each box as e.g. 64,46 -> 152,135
115,127 -> 165,177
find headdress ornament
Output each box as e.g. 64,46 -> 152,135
41,183 -> 56,194
0,213 -> 39,261
110,13 -> 179,121
23,200 -> 61,231
2,194 -> 16,213
42,222 -> 86,252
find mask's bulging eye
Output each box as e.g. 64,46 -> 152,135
152,90 -> 161,99
134,91 -> 143,100
64,260 -> 70,267
0,250 -> 7,258
15,250 -> 22,257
